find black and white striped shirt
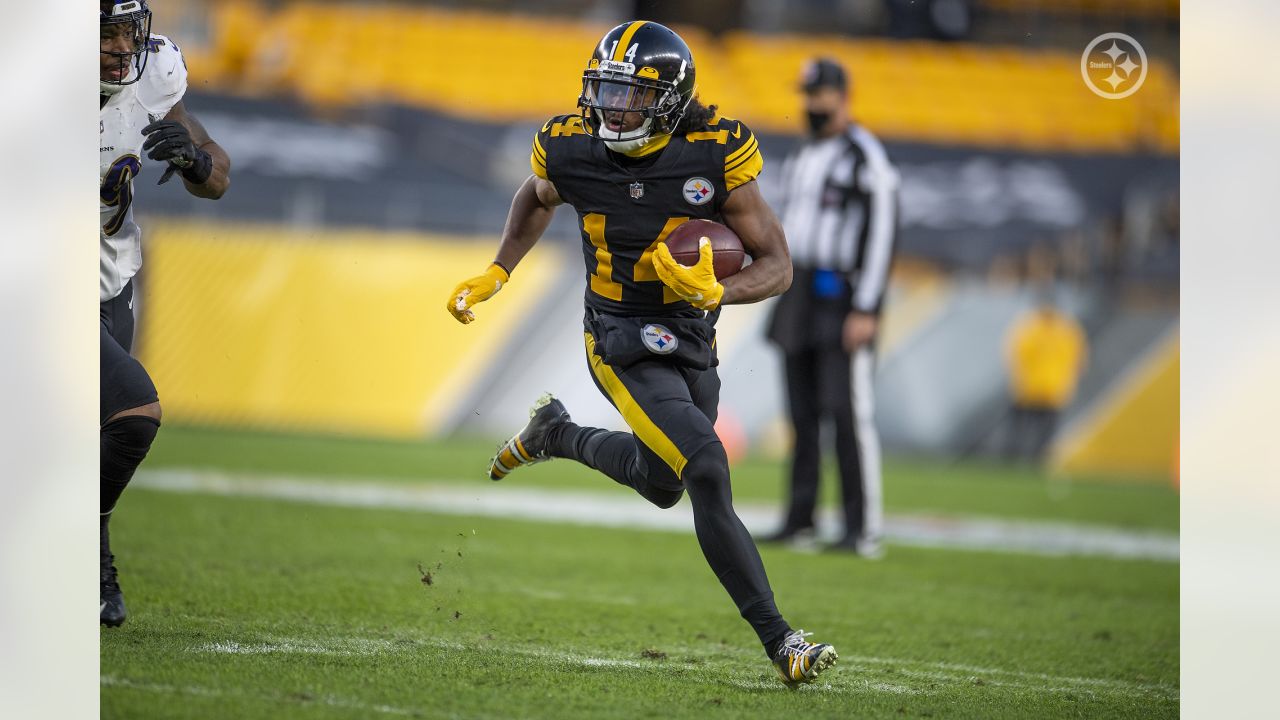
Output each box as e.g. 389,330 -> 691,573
776,124 -> 899,314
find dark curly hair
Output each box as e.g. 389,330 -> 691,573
675,97 -> 718,136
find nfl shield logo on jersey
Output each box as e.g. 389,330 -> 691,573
629,181 -> 644,199
641,324 -> 678,355
683,177 -> 714,205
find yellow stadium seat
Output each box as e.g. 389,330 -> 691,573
195,3 -> 1176,154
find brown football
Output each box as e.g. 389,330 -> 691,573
662,219 -> 746,280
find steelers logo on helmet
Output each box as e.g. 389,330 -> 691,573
100,0 -> 154,94
577,21 -> 697,153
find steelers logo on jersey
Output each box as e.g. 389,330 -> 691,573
683,177 -> 714,206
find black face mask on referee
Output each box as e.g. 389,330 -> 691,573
806,110 -> 833,136
799,57 -> 849,139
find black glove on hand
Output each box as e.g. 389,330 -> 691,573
142,120 -> 212,185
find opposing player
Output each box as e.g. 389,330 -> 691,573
100,0 -> 230,626
446,21 -> 837,685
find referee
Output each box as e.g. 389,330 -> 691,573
764,58 -> 899,557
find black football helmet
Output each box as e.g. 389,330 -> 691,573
577,21 -> 697,145
100,0 -> 153,93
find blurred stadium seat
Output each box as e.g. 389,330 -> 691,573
170,0 -> 1176,153
979,0 -> 1179,20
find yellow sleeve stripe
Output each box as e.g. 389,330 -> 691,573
725,145 -> 763,191
583,332 -> 689,478
531,135 -> 548,178
612,21 -> 649,61
725,134 -> 758,167
725,136 -> 759,173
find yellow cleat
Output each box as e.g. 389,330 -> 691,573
771,630 -> 838,687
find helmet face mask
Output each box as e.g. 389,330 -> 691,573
580,72 -> 680,142
100,1 -> 153,92
577,22 -> 697,147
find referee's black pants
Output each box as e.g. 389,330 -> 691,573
780,341 -> 881,541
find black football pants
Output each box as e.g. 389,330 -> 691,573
549,332 -> 793,655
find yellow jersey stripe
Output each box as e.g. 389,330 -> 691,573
612,21 -> 649,61
724,133 -> 758,167
583,332 -> 688,477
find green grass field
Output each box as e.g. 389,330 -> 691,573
102,425 -> 1179,719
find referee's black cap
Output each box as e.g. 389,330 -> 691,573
799,57 -> 849,93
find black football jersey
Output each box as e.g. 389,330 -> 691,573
532,113 -> 764,316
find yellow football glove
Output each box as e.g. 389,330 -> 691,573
446,263 -> 510,324
652,237 -> 724,311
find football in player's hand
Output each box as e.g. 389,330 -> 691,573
662,219 -> 746,280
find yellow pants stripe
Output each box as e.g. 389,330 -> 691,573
583,332 -> 688,478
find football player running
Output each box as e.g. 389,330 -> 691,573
99,0 -> 230,627
447,21 -> 837,685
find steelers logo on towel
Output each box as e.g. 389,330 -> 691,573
683,177 -> 714,206
641,324 -> 678,355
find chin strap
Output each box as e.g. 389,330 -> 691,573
605,131 -> 672,157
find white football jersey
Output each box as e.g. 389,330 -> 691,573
100,34 -> 188,302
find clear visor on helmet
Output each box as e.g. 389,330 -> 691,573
581,74 -> 670,141
584,77 -> 661,112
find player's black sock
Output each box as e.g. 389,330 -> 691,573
682,442 -> 792,654
550,423 -> 683,509
101,415 -> 160,514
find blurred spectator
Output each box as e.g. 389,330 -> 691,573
1003,292 -> 1088,462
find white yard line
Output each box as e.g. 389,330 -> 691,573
134,468 -> 1178,562
176,632 -> 1176,701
